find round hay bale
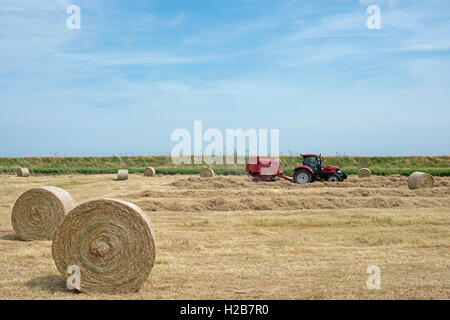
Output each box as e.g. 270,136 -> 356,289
52,199 -> 156,294
117,169 -> 128,181
200,168 -> 215,178
11,187 -> 76,241
407,172 -> 434,190
143,167 -> 156,177
358,168 -> 371,178
17,168 -> 30,177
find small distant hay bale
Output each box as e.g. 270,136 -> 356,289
407,172 -> 434,190
52,199 -> 156,294
143,167 -> 156,177
11,186 -> 75,241
17,168 -> 30,177
200,168 -> 215,178
358,168 -> 371,178
117,169 -> 128,180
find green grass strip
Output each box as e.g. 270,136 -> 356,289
1,167 -> 449,176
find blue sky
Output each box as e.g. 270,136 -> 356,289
1,0 -> 449,157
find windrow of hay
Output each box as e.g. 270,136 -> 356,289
169,176 -> 252,189
167,175 -> 450,190
126,184 -> 450,201
17,168 -> 30,177
117,169 -> 128,181
407,172 -> 434,190
11,187 -> 75,241
144,167 -> 156,177
200,168 -> 215,178
358,168 -> 371,178
52,199 -> 156,294
137,194 -> 450,212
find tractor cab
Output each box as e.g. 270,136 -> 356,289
301,154 -> 322,176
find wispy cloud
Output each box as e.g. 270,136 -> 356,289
53,51 -> 236,66
1,0 -> 449,156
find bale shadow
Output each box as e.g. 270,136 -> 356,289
26,275 -> 73,294
0,233 -> 21,241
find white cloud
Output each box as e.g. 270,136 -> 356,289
359,0 -> 400,7
52,51 -> 236,66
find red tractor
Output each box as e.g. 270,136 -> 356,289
245,154 -> 347,184
293,154 -> 347,184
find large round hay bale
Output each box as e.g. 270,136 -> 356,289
117,169 -> 128,180
200,168 -> 215,178
143,167 -> 156,177
52,199 -> 156,294
11,187 -> 75,241
17,168 -> 30,177
358,168 -> 371,178
407,172 -> 434,190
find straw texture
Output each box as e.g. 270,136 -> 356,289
11,187 -> 75,240
200,168 -> 215,178
407,172 -> 434,190
358,168 -> 371,178
17,168 -> 30,177
117,170 -> 128,180
144,167 -> 156,177
52,199 -> 156,293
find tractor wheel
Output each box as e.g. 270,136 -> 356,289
294,170 -> 312,184
253,177 -> 263,183
327,174 -> 340,182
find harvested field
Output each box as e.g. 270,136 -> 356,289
129,175 -> 450,212
0,173 -> 449,299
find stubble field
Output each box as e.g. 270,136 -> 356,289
0,173 -> 449,299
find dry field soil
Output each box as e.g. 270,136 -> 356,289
0,173 -> 449,299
